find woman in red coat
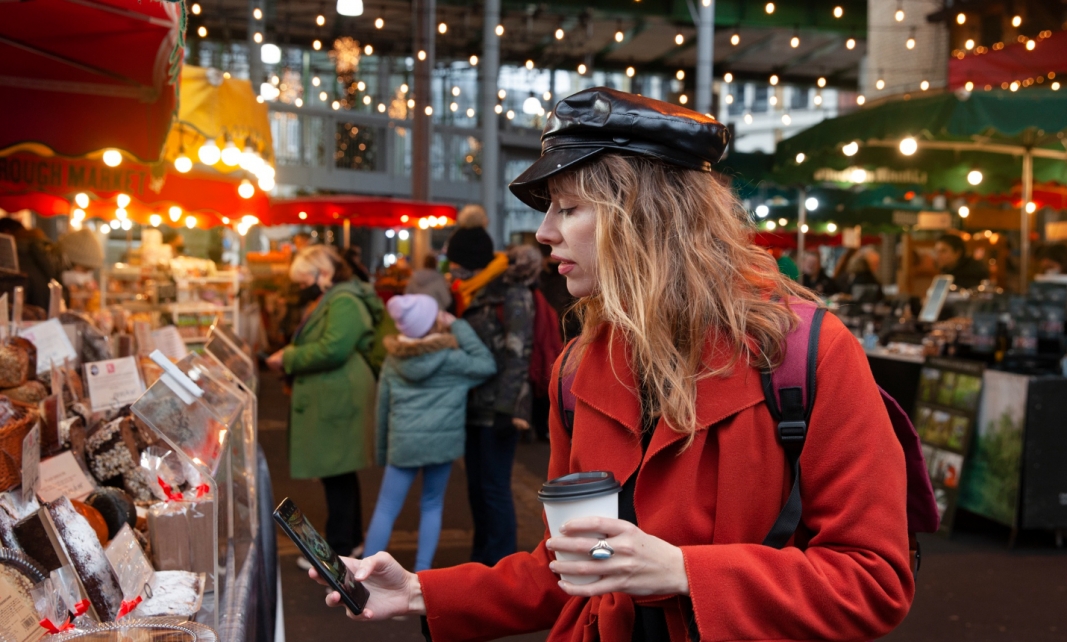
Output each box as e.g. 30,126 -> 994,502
310,87 -> 914,641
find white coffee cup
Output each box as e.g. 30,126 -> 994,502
538,471 -> 621,584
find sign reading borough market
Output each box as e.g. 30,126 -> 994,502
814,166 -> 929,185
0,152 -> 154,198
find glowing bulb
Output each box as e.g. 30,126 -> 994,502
956,13 -> 966,25
755,204 -> 770,218
115,193 -> 130,208
220,141 -> 241,166
876,79 -> 885,90
1012,15 -> 1022,28
1010,81 -> 1019,92
506,109 -> 515,120
790,36 -> 800,48
174,154 -> 193,173
253,32 -> 263,44
120,218 -> 132,231
149,214 -> 162,227
398,230 -> 410,241
965,81 -> 974,91
525,59 -> 534,70
556,28 -> 564,40
494,104 -> 503,114
856,95 -> 866,105
730,32 -> 740,46
906,37 -> 916,49
364,44 -> 373,55
615,30 -> 624,42
385,229 -> 395,238
169,206 -> 182,222
679,95 -> 688,105
850,168 -> 868,183
744,113 -> 753,124
191,3 -> 201,15
313,40 -> 322,50
817,77 -> 826,88
74,193 -> 90,208
1025,201 -> 1037,214
316,14 -> 325,26
958,206 -> 970,218
198,26 -> 207,38
843,141 -> 859,156
578,63 -> 587,74
1053,82 -> 1061,91
337,0 -> 364,17
965,39 -> 975,50
238,179 -> 255,199
626,67 -> 635,78
801,224 -> 809,233
895,9 -> 904,22
967,170 -> 983,185
438,22 -> 447,34
495,24 -> 504,36
781,113 -> 791,125
466,108 -> 475,118
375,16 -> 384,29
378,103 -> 386,112
102,149 -> 122,167
1026,40 -> 1035,51
769,74 -> 779,85
320,91 -> 328,101
417,50 -> 426,61
814,94 -> 823,106
675,34 -> 684,45
834,6 -> 843,18
766,221 -> 777,231
253,8 -> 263,20
796,153 -> 806,164
920,80 -> 930,91
723,72 -> 733,83
765,2 -> 775,14
899,137 -> 918,155
497,89 -> 506,100
827,222 -> 838,233
100,222 -> 112,233
469,55 -> 478,65
185,215 -> 196,229
846,38 -> 856,50
779,218 -> 788,226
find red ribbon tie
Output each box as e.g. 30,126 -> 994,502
117,596 -> 143,618
157,476 -> 184,502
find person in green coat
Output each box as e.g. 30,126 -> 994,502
266,244 -> 384,560
362,294 -> 496,570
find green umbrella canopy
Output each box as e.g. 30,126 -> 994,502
774,89 -> 1067,194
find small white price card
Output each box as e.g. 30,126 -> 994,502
19,318 -> 77,375
21,423 -> 39,504
151,326 -> 188,360
85,357 -> 146,412
37,451 -> 95,503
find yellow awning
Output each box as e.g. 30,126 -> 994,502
163,66 -> 274,171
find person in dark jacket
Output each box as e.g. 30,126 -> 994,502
363,294 -> 496,571
445,204 -> 536,566
934,234 -> 989,289
0,217 -> 63,310
800,251 -> 840,296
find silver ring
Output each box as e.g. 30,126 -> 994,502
589,539 -> 614,560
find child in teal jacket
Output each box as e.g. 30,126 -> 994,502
364,294 -> 497,570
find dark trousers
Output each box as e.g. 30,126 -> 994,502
321,472 -> 364,555
465,424 -> 518,566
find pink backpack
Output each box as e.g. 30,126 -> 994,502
557,303 -> 940,569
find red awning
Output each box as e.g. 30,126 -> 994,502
267,195 -> 457,228
0,151 -> 266,228
948,30 -> 1067,90
0,0 -> 183,163
753,232 -> 881,250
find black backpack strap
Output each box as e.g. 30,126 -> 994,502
762,305 -> 826,549
557,339 -> 579,437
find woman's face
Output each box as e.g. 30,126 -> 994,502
536,192 -> 598,297
294,271 -> 318,289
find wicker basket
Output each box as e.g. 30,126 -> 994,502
0,408 -> 39,492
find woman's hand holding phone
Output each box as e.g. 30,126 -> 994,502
309,552 -> 425,621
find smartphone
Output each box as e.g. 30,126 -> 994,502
273,497 -> 370,614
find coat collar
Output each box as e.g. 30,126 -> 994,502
296,281 -> 362,340
570,327 -> 766,443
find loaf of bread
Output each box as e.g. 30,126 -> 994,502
2,379 -> 47,405
0,342 -> 29,389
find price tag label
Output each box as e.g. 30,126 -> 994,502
21,423 -> 39,504
85,357 -> 146,412
37,451 -> 95,503
19,318 -> 77,375
151,326 -> 188,361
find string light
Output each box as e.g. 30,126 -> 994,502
494,104 -> 503,114
313,39 -> 322,50
1026,40 -> 1036,51
817,77 -> 826,88
185,216 -> 196,229
956,13 -> 966,25
169,206 -> 182,222
332,100 -> 341,110
615,29 -> 624,42
676,70 -> 685,80
198,140 -> 220,165
965,81 -> 974,91
253,7 -> 262,19
846,38 -> 856,50
1012,15 -> 1021,28
336,0 -> 364,17
626,66 -> 635,77
577,63 -> 587,74
833,6 -> 843,18
497,89 -> 506,100
438,22 -> 447,34
451,102 -> 460,111
906,35 -> 916,50
796,153 -> 806,163
769,74 -> 779,86
920,80 -> 930,91
856,95 -> 865,105
965,39 -> 975,50
791,35 -> 800,48
417,50 -> 426,61
895,6 -> 904,21
555,28 -> 564,40
679,94 -> 688,105
506,110 -> 515,120
238,179 -> 255,199
191,3 -> 201,15
198,26 -> 208,38
744,113 -> 753,124
899,137 -> 917,155
1053,82 -> 1061,91
466,108 -> 475,118
364,44 -> 373,55
375,16 -> 384,29
316,13 -> 325,26
149,214 -> 161,227
469,55 -> 478,65
543,91 -> 552,101
103,149 -> 122,167
876,78 -> 885,90
765,221 -> 777,231
765,2 -> 775,14
814,94 -> 823,106
675,34 -> 684,45
495,24 -> 504,36
75,193 -> 89,208
967,170 -> 983,185
842,141 -> 859,156
723,72 -> 733,83
1026,201 -> 1037,214
253,32 -> 263,44
827,222 -> 838,233
358,80 -> 367,91
730,32 -> 740,46
781,113 -> 791,125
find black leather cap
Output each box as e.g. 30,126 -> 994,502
509,87 -> 730,212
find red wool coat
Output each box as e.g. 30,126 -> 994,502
418,313 -> 914,641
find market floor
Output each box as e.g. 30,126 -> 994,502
258,371 -> 1067,642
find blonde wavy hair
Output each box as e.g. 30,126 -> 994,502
549,155 -> 815,443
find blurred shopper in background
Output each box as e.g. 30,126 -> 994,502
934,234 -> 989,289
405,254 -> 453,312
800,250 -> 840,296
363,294 -> 496,571
266,245 -> 383,565
445,204 -> 535,566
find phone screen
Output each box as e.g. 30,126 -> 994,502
274,498 -> 368,613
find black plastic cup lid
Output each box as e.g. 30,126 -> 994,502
538,471 -> 621,503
